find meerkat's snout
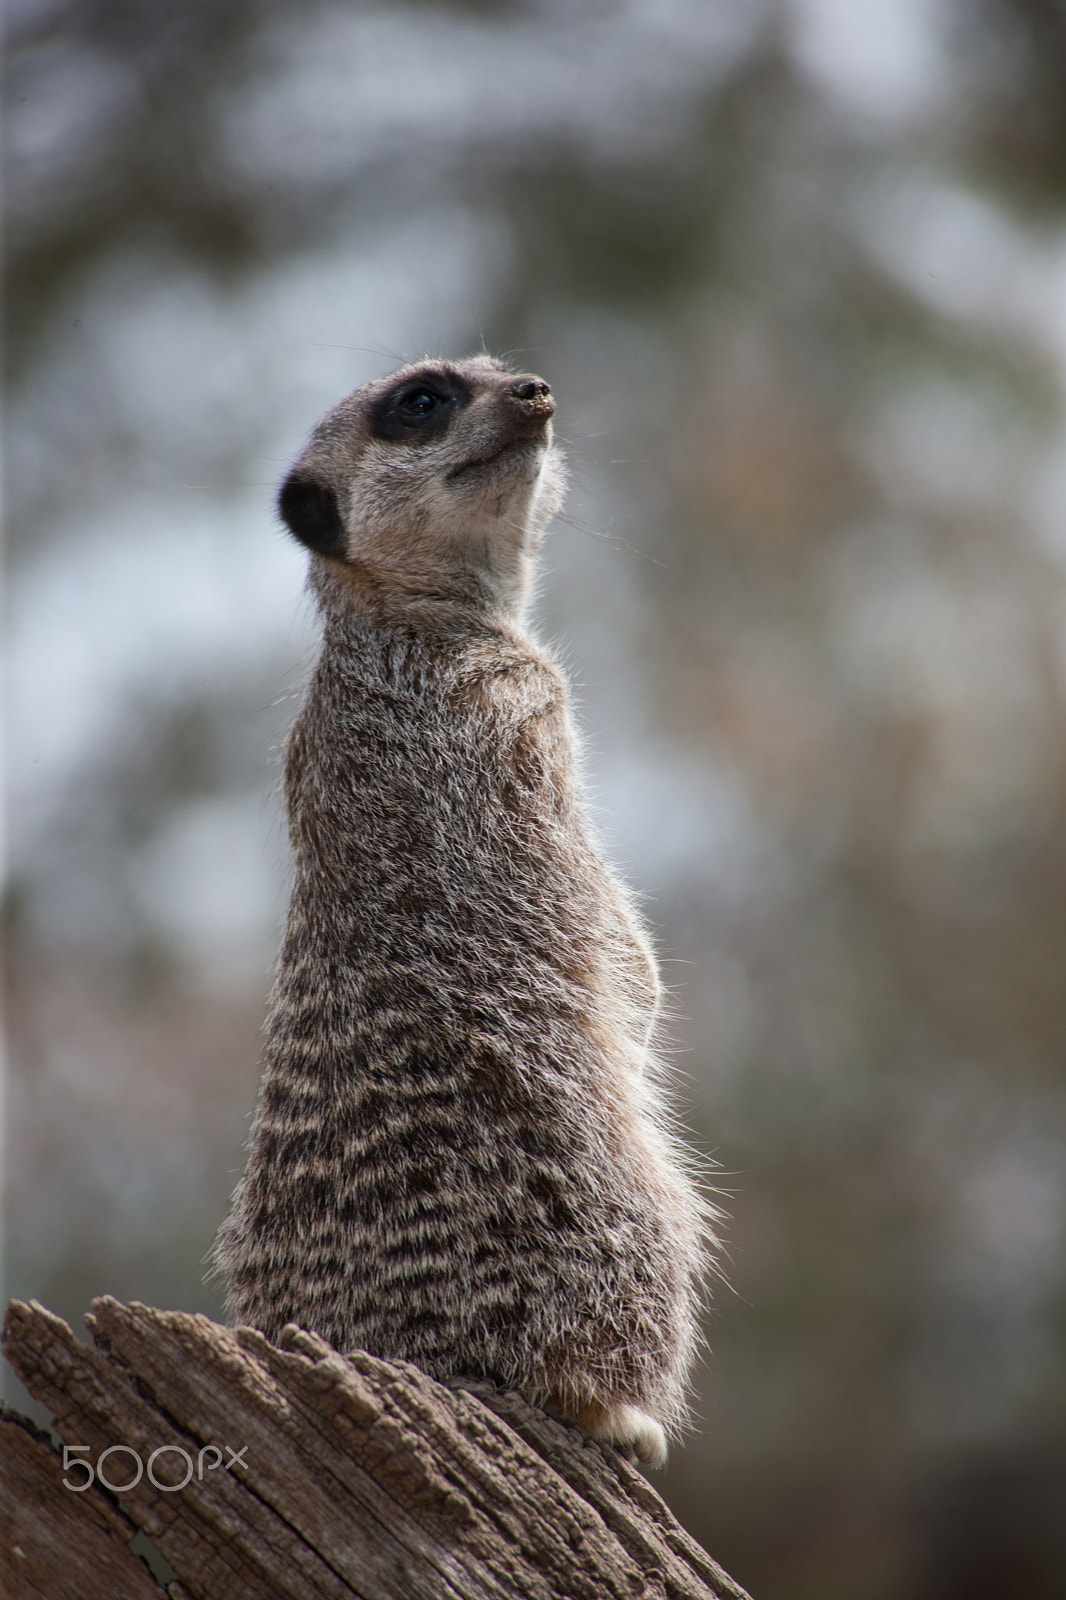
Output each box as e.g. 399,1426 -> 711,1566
507,375 -> 554,414
445,374 -> 555,482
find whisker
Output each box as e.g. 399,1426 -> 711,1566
553,511 -> 667,568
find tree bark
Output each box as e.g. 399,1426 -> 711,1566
1,1297 -> 750,1600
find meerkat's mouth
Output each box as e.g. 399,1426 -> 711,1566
446,438 -> 538,481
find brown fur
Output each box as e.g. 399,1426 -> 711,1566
212,356 -> 711,1465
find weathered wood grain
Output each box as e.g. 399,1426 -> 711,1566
0,1404 -> 167,1600
1,1298 -> 750,1600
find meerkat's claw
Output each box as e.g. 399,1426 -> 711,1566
579,1401 -> 668,1469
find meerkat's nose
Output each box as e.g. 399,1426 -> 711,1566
508,376 -> 555,417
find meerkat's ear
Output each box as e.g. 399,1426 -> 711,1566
279,472 -> 348,558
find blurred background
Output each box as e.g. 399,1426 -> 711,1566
5,1 -> 1066,1595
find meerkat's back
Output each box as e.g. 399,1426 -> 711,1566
213,356 -> 709,1466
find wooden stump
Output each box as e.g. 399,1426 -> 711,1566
1,1297 -> 750,1600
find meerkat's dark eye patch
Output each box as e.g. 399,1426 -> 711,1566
278,473 -> 347,558
370,371 -> 472,443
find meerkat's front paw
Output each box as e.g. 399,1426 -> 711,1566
578,1401 -> 668,1468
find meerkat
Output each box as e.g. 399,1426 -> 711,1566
212,355 -> 709,1466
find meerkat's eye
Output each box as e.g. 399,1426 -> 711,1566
399,389 -> 440,419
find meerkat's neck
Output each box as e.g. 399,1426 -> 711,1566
307,549 -> 532,640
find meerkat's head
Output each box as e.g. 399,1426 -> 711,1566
279,355 -> 565,617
